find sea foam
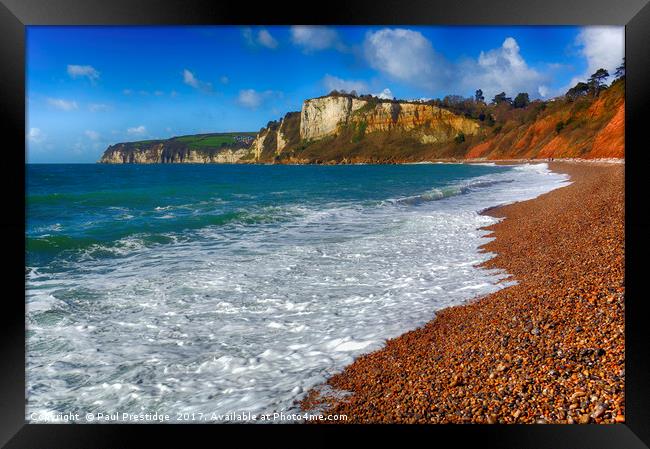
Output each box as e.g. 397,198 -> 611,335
26,163 -> 569,422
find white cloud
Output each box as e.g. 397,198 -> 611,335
88,103 -> 109,112
458,37 -> 548,101
257,29 -> 278,49
183,69 -> 212,92
47,98 -> 78,111
127,125 -> 146,136
181,73 -> 194,88
27,127 -> 45,143
220,75 -> 229,84
373,88 -> 394,99
290,26 -> 343,53
242,27 -> 255,46
123,90 -> 153,96
360,29 -> 559,100
237,89 -> 280,109
573,26 -> 624,84
84,130 -> 100,140
243,27 -> 279,50
67,65 -> 100,82
363,28 -> 447,90
154,90 -> 164,96
539,27 -> 624,98
323,74 -> 368,93
238,89 -> 263,108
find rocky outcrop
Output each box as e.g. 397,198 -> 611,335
99,133 -> 254,164
300,96 -> 479,143
298,96 -> 479,143
354,102 -> 479,142
300,96 -> 368,140
246,112 -> 302,162
100,143 -> 165,164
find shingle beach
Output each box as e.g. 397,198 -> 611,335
301,161 -> 625,424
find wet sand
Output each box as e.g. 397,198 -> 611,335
301,161 -> 625,424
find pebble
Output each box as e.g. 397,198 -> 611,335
591,403 -> 607,419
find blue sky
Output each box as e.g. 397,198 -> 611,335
26,25 -> 624,163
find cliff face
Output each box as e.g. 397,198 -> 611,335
242,96 -> 481,163
465,80 -> 624,160
249,124 -> 278,161
99,133 -> 255,164
299,97 -> 479,143
247,112 -> 301,162
355,102 -> 480,142
100,143 -> 249,164
100,82 -> 624,164
300,96 -> 368,140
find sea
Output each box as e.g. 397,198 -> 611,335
26,162 -> 570,422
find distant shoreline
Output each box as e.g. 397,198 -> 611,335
28,157 -> 625,166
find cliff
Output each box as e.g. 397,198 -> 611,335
245,95 -> 482,164
244,81 -> 623,164
465,79 -> 624,160
99,133 -> 255,164
99,79 -> 624,164
300,96 -> 369,140
301,96 -> 479,141
247,112 -> 301,161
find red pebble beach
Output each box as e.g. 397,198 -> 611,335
301,161 -> 625,424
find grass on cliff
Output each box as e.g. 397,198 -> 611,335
171,133 -> 256,149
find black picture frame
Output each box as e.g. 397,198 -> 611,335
2,0 -> 649,447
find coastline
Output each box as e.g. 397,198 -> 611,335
300,160 -> 625,424
92,157 -> 626,166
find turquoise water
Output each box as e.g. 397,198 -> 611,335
27,163 -> 509,266
26,162 -> 569,421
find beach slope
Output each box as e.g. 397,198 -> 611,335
301,161 -> 624,424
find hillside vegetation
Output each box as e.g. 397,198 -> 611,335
100,68 -> 625,164
262,78 -> 624,164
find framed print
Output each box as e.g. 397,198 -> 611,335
2,0 -> 650,447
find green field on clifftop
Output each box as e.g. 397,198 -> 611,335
173,133 -> 256,149
126,132 -> 257,151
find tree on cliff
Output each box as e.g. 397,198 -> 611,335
565,82 -> 590,101
615,58 -> 625,79
588,68 -> 609,97
475,89 -> 485,103
443,95 -> 466,106
492,92 -> 512,105
513,92 -> 530,109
